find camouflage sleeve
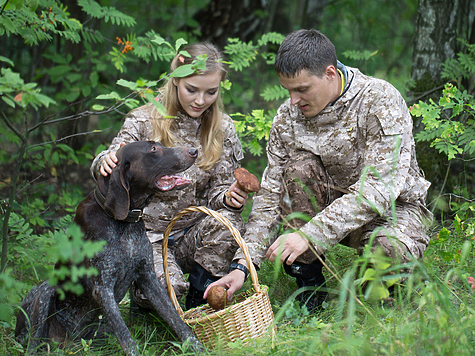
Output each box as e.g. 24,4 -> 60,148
90,107 -> 153,180
234,107 -> 290,268
301,83 -> 416,254
207,114 -> 244,211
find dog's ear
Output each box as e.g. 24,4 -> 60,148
104,161 -> 130,220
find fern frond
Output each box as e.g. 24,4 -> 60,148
224,38 -> 259,72
257,32 -> 285,47
343,50 -> 378,61
441,42 -> 475,83
143,32 -> 175,62
441,58 -> 463,81
457,53 -> 475,77
261,85 -> 288,102
78,0 -> 136,27
81,28 -> 105,44
109,47 -> 126,72
1,6 -> 52,45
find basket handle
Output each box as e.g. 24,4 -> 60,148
162,206 -> 260,316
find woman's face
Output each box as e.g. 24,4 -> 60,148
174,71 -> 222,118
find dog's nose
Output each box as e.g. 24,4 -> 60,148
188,148 -> 198,158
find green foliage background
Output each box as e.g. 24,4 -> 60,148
1,0 -> 475,355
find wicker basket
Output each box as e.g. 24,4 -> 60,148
162,206 -> 274,347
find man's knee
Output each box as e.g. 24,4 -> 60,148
281,152 -> 341,228
369,236 -> 411,263
283,152 -> 326,184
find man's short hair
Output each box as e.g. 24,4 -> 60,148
275,29 -> 337,78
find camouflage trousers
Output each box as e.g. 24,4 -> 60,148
280,151 -> 432,265
134,208 -> 243,306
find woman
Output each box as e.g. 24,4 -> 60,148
91,42 -> 248,310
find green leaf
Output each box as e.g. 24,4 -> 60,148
47,65 -> 72,82
96,92 -> 121,100
2,96 -> 16,108
90,71 -> 99,87
82,85 -> 91,97
66,73 -> 83,83
221,79 -> 232,91
0,56 -> 14,67
92,104 -> 105,111
116,79 -> 138,90
178,50 -> 191,58
361,268 -> 376,282
169,65 -> 195,78
437,227 -> 451,242
368,283 -> 390,300
7,0 -> 23,10
151,35 -> 166,46
175,38 -> 188,52
26,0 -> 39,11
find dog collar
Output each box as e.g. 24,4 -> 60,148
93,187 -> 143,223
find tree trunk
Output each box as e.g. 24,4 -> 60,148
411,0 -> 473,89
57,0 -> 88,150
411,0 -> 475,219
189,0 -> 271,48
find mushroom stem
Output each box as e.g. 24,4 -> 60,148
226,167 -> 261,199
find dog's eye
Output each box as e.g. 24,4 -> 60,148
150,145 -> 162,153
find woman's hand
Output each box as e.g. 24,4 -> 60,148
100,151 -> 118,176
224,181 -> 249,209
99,142 -> 126,177
204,266 -> 246,302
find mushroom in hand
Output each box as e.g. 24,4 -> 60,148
226,167 -> 261,199
207,285 -> 228,311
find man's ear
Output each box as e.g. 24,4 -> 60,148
325,65 -> 338,80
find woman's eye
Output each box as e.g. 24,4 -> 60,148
208,91 -> 217,95
186,88 -> 195,93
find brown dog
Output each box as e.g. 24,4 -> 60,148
15,141 -> 202,355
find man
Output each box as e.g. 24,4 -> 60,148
205,29 -> 432,310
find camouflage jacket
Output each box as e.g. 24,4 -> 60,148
91,104 -> 244,242
238,66 -> 431,267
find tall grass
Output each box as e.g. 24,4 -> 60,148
2,216 -> 474,355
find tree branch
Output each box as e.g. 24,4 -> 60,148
407,83 -> 450,106
1,111 -> 26,144
0,0 -> 9,17
27,128 -> 112,151
428,160 -> 451,213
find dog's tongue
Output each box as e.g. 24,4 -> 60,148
156,175 -> 191,191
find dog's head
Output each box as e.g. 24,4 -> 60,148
104,141 -> 197,220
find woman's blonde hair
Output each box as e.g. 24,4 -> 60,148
151,42 -> 228,170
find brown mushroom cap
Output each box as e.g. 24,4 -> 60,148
233,167 -> 261,193
207,285 -> 228,311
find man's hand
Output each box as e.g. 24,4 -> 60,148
204,265 -> 247,301
266,232 -> 310,265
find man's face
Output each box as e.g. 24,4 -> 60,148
279,68 -> 339,118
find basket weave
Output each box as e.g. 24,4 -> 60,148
162,206 -> 274,347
